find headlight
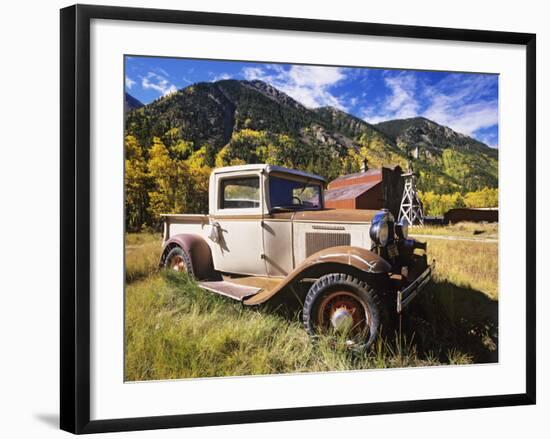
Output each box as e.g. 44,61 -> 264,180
396,220 -> 409,239
369,218 -> 390,246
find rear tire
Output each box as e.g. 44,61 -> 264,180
303,273 -> 382,350
164,246 -> 194,278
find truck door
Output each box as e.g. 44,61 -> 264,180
262,212 -> 294,277
209,174 -> 267,276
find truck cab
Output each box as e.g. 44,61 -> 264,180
208,164 -> 324,276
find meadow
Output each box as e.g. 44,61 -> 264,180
124,223 -> 498,381
411,222 -> 498,240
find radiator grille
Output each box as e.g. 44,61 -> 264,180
305,232 -> 351,257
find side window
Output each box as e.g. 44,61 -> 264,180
220,177 -> 260,209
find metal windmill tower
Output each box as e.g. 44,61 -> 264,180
398,146 -> 424,226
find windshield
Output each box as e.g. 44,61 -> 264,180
268,175 -> 322,210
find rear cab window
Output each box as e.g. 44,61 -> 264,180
220,176 -> 260,209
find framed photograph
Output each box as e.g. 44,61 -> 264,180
60,4 -> 536,434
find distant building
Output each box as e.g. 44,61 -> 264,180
444,207 -> 498,224
325,161 -> 404,218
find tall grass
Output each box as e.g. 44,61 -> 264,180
125,271 -> 466,381
425,238 -> 498,299
125,233 -> 162,283
124,230 -> 498,381
402,237 -> 498,363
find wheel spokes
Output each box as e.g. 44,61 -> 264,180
170,255 -> 186,272
317,291 -> 370,341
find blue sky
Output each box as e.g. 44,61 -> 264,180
125,56 -> 499,148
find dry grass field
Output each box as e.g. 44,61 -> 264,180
124,223 -> 498,381
411,222 -> 498,239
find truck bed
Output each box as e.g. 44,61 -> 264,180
161,213 -> 210,241
161,213 -> 209,223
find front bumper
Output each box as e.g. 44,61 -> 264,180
396,261 -> 435,313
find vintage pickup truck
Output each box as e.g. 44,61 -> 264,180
160,164 -> 433,349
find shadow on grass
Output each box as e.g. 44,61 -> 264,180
261,279 -> 499,365
403,280 -> 498,364
161,271 -> 498,366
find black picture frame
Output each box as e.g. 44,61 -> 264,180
60,4 -> 536,434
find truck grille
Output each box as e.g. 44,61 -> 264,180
305,232 -> 351,257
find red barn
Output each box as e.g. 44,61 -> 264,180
325,164 -> 404,218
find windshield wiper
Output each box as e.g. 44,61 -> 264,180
297,178 -> 312,197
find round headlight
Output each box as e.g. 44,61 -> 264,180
378,221 -> 389,246
370,220 -> 389,246
396,221 -> 409,239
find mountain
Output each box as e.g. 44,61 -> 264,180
375,117 -> 497,157
125,93 -> 143,112
126,80 -> 379,149
125,79 -> 399,180
125,80 -> 498,193
375,117 -> 498,191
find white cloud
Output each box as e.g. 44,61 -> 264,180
125,76 -> 136,89
384,74 -> 419,117
423,99 -> 498,136
142,72 -> 178,96
288,65 -> 346,88
212,72 -> 232,81
154,67 -> 170,77
361,72 -> 498,144
422,75 -> 498,137
242,64 -> 348,110
361,72 -> 419,123
242,66 -> 267,80
163,84 -> 178,96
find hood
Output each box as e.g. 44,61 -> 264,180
282,208 -> 379,224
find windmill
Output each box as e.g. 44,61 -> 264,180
398,146 -> 424,226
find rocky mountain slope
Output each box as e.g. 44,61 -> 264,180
125,80 -> 498,193
375,117 -> 498,191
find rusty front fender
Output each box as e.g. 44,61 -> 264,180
160,234 -> 214,280
244,246 -> 391,305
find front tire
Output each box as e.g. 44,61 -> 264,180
164,246 -> 194,278
303,273 -> 382,350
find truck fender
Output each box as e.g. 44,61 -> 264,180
160,234 -> 214,280
244,246 -> 391,305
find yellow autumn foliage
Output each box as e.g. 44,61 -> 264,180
125,129 -> 498,230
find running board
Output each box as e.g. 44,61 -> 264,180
198,280 -> 262,301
